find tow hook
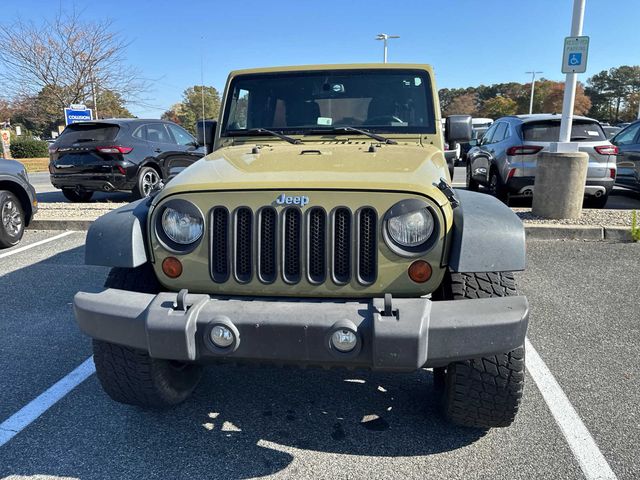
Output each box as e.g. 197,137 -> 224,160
434,177 -> 460,209
382,293 -> 399,319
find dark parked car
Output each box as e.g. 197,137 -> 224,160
466,114 -> 617,208
49,119 -> 205,202
0,158 -> 38,248
611,119 -> 640,192
603,126 -> 621,139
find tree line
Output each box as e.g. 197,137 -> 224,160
440,65 -> 640,124
0,8 -> 637,140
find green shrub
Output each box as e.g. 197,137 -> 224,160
10,138 -> 49,158
632,210 -> 640,242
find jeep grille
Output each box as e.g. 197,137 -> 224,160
209,206 -> 378,286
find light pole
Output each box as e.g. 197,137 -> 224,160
375,34 -> 400,63
525,71 -> 543,114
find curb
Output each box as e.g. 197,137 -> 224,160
29,218 -> 636,243
29,219 -> 94,231
525,224 -> 604,241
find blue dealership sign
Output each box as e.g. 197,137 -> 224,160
64,107 -> 93,125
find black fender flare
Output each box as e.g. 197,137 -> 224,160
448,189 -> 525,273
85,198 -> 150,268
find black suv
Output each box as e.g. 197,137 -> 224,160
49,119 -> 205,201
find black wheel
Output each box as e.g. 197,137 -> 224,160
434,271 -> 525,428
0,190 -> 25,248
93,264 -> 203,408
488,168 -> 509,203
62,188 -> 94,202
584,193 -> 609,209
133,166 -> 162,199
466,165 -> 479,191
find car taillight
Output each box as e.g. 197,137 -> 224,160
594,145 -> 618,155
116,165 -> 127,175
609,168 -> 616,179
507,168 -> 516,180
506,145 -> 544,156
96,146 -> 133,154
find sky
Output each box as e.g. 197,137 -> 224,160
2,0 -> 639,118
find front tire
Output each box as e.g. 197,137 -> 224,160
434,271 -> 525,428
0,190 -> 25,248
93,264 -> 203,408
466,165 -> 479,191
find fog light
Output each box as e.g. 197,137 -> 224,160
331,329 -> 358,353
210,325 -> 234,348
162,257 -> 183,278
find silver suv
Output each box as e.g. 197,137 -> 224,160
466,114 -> 617,208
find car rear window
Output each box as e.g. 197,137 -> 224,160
57,123 -> 120,144
522,120 -> 605,142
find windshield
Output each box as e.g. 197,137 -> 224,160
222,69 -> 436,136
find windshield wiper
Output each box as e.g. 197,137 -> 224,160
228,128 -> 301,144
308,126 -> 397,145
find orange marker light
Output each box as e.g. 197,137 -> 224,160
408,260 -> 432,283
162,257 -> 183,278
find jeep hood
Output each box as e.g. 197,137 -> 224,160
158,143 -> 448,202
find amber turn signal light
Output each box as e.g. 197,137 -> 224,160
162,257 -> 183,278
408,260 -> 432,283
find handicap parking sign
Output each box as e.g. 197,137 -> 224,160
562,36 -> 589,73
568,53 -> 582,66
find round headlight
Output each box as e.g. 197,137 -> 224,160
387,208 -> 434,247
161,206 -> 203,245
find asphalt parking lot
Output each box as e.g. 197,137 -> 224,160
0,230 -> 638,479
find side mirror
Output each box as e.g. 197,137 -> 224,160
445,115 -> 472,143
196,119 -> 217,154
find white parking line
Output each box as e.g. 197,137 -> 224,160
0,357 -> 95,448
0,231 -> 75,259
525,338 -> 618,480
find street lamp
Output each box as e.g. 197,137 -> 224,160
525,71 -> 543,115
375,34 -> 400,63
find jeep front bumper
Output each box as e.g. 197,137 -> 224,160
74,290 -> 529,371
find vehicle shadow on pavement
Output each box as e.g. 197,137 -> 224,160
1,367 -> 487,480
36,191 -> 131,204
0,245 -> 485,480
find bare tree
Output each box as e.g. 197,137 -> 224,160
0,8 -> 147,115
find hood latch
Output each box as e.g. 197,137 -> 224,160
434,178 -> 460,209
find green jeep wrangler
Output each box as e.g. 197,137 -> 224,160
74,64 -> 529,428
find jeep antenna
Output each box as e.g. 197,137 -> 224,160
200,38 -> 207,154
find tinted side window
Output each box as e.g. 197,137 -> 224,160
481,124 -> 497,145
167,124 -> 196,146
132,127 -> 144,139
613,123 -> 640,146
492,123 -> 508,143
145,123 -> 172,143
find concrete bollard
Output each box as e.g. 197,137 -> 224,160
531,151 -> 588,219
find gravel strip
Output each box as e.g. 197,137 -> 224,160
514,208 -> 635,227
36,202 -> 125,220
